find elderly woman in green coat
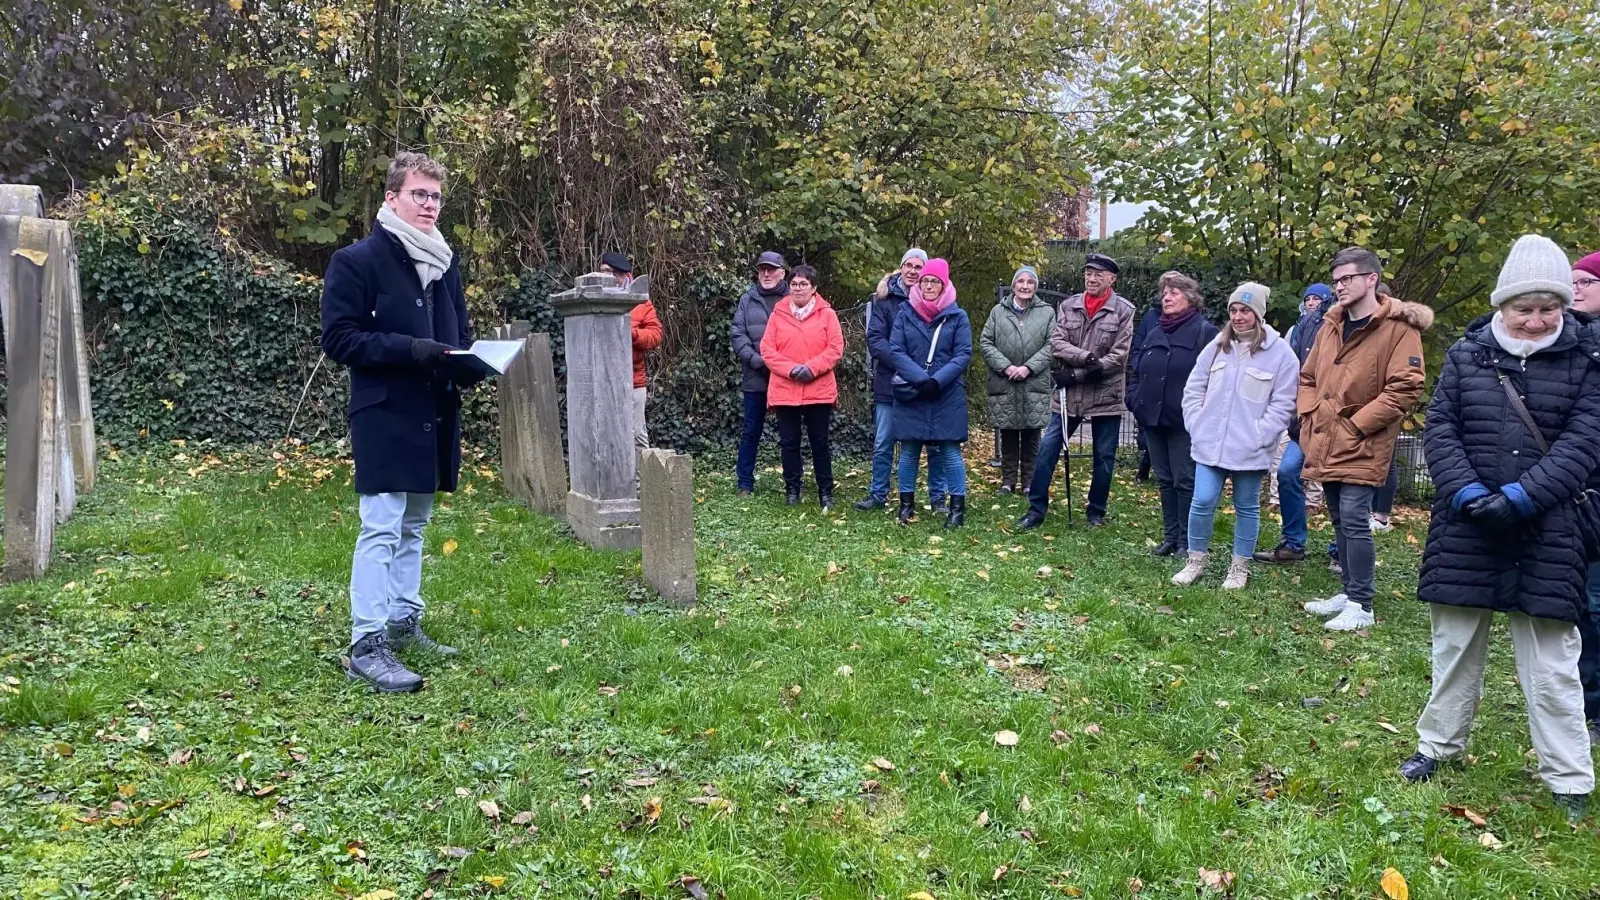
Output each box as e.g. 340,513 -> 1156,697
980,265 -> 1057,492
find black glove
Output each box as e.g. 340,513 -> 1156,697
1464,493 -> 1519,531
1082,358 -> 1107,383
790,365 -> 814,383
1053,367 -> 1078,389
916,376 -> 941,399
1287,415 -> 1302,444
411,338 -> 452,364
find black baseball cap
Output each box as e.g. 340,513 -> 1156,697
1084,253 -> 1120,275
600,251 -> 632,274
755,250 -> 786,270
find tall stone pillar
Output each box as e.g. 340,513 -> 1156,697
549,273 -> 649,550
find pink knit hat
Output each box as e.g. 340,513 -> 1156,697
921,257 -> 951,286
1575,251 -> 1600,281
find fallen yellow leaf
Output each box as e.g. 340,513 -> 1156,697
354,891 -> 397,900
442,538 -> 459,556
1380,867 -> 1409,900
907,892 -> 937,900
479,875 -> 506,889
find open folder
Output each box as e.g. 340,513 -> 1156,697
446,339 -> 524,378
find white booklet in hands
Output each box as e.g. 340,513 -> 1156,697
446,339 -> 524,376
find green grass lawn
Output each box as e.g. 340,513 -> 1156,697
1,444 -> 1594,899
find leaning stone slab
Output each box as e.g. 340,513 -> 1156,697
0,186 -> 45,359
519,332 -> 568,519
4,218 -> 61,580
640,448 -> 696,606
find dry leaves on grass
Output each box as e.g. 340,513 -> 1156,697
1479,831 -> 1503,850
993,730 -> 1019,747
1441,805 -> 1488,827
477,799 -> 501,821
1198,867 -> 1235,893
870,757 -> 896,772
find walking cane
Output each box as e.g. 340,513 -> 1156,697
1060,388 -> 1074,525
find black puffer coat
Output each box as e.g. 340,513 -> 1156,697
1418,312 -> 1600,623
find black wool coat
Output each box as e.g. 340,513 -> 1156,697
1126,311 -> 1218,430
1418,312 -> 1600,623
320,226 -> 477,496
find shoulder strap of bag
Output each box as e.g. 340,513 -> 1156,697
924,320 -> 945,368
1500,373 -> 1550,455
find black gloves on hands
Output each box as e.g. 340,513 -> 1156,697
790,365 -> 815,383
1464,493 -> 1519,531
916,377 -> 941,400
1081,358 -> 1107,383
1053,367 -> 1078,389
411,338 -> 452,364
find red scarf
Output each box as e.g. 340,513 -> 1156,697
1083,289 -> 1111,320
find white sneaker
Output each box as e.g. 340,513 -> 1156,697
1171,550 -> 1209,586
1303,593 -> 1349,616
1369,516 -> 1393,534
1324,603 -> 1375,631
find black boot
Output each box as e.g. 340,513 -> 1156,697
819,490 -> 834,513
897,492 -> 916,526
944,495 -> 966,528
785,488 -> 801,506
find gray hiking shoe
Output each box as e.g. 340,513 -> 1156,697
387,614 -> 458,655
1552,792 -> 1588,823
347,631 -> 424,693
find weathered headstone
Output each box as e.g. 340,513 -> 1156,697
519,332 -> 568,518
549,272 -> 649,549
494,321 -> 533,500
640,449 -> 696,606
4,219 -> 61,580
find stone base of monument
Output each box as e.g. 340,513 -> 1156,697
567,491 -> 643,550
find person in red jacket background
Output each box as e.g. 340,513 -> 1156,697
759,265 -> 845,511
600,251 -> 662,448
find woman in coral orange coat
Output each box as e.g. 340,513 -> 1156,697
759,265 -> 845,511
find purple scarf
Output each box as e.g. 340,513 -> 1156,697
1160,306 -> 1200,333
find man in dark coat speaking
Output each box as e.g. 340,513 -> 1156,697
321,152 -> 480,693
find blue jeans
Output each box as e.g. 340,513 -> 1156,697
350,492 -> 434,645
898,440 -> 967,497
1276,439 -> 1308,551
1579,563 -> 1600,725
1026,413 -> 1120,519
1188,465 -> 1264,558
869,403 -> 896,502
736,390 -> 767,491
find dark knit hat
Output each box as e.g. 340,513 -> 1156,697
600,251 -> 632,274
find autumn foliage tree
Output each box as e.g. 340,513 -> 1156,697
1091,0 -> 1600,324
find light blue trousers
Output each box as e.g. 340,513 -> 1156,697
350,492 -> 434,646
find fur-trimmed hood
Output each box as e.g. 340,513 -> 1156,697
1323,296 -> 1435,332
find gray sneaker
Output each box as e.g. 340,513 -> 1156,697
347,632 -> 424,693
387,614 -> 458,655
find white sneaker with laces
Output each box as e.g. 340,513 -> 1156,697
1369,515 -> 1393,534
1303,593 -> 1349,616
1324,603 -> 1375,631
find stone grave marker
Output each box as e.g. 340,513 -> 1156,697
640,448 -> 696,606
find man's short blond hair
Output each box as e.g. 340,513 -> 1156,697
386,152 -> 449,193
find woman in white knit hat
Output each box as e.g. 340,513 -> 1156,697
1171,282 -> 1300,589
1401,234 -> 1600,821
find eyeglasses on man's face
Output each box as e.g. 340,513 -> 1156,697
405,188 -> 443,207
1332,272 -> 1377,289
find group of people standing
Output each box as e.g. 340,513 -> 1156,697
320,150 -> 1600,819
733,249 -> 977,525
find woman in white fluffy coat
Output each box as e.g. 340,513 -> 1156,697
1172,283 -> 1301,589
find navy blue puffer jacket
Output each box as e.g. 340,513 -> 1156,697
1418,312 -> 1600,623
